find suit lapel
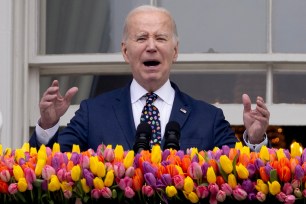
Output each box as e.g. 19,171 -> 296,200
113,84 -> 136,148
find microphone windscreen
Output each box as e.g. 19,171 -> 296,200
136,122 -> 152,135
165,121 -> 180,138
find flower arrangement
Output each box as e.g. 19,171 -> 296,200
0,141 -> 305,203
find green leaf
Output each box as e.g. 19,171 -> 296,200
270,169 -> 278,182
216,161 -> 228,182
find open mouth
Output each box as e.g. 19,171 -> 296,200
143,61 -> 160,67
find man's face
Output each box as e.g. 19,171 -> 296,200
121,10 -> 178,92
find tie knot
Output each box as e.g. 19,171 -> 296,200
145,92 -> 158,104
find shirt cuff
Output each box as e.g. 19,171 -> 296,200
35,120 -> 60,144
243,130 -> 268,152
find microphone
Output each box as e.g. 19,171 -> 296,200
133,123 -> 152,153
163,121 -> 181,151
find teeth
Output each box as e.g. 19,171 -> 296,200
144,61 -> 160,66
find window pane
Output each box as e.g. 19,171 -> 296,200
273,69 -> 306,103
158,0 -> 268,53
272,0 -> 306,53
42,0 -> 150,54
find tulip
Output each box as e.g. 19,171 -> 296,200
268,181 -> 281,195
276,148 -> 286,160
89,156 -> 99,175
151,145 -> 162,164
184,176 -> 194,194
71,165 -> 81,182
144,173 -> 157,188
80,178 -> 90,193
206,166 -> 216,184
208,183 -> 219,195
259,145 -> 269,161
35,159 -> 46,177
14,149 -> 25,163
114,145 -> 124,161
282,182 -> 293,195
291,179 -> 301,189
13,165 -> 24,182
241,179 -> 254,193
0,169 -> 11,182
222,145 -> 230,156
97,161 -> 106,178
103,146 -> 115,162
93,177 -> 104,190
104,170 -> 114,187
254,158 -> 265,171
132,168 -> 143,192
0,180 -> 8,194
91,189 -> 101,199
255,179 -> 268,194
37,145 -> 47,161
187,192 -> 199,203
291,141 -> 302,158
294,164 -> 304,180
101,187 -> 112,199
42,165 -> 56,181
188,162 -> 203,180
142,161 -> 157,176
259,167 -> 269,182
124,186 -> 135,198
232,187 -> 247,201
24,167 -> 36,184
219,155 -> 233,174
246,163 -> 256,178
17,177 -> 27,192
48,175 -> 61,192
166,185 -> 177,197
302,189 -> 306,197
113,162 -> 125,178
236,163 -> 249,179
8,183 -> 18,194
79,155 -> 90,169
72,144 -> 80,153
216,190 -> 226,202
285,195 -> 296,203
278,165 -> 291,183
173,174 -> 185,190
256,191 -> 266,202
142,185 -> 154,197
125,166 -> 135,178
195,185 -> 209,199
221,183 -> 232,196
228,173 -> 237,189
294,188 -> 302,198
160,174 -> 172,187
123,150 -> 134,169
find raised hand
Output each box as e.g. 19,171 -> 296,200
242,94 -> 270,144
39,80 -> 78,129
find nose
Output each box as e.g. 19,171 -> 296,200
146,38 -> 157,52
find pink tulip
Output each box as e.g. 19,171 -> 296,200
285,195 -> 296,204
63,190 -> 72,199
125,166 -> 135,178
24,167 -> 36,183
124,186 -> 135,198
188,162 -> 203,180
276,192 -> 286,202
221,183 -> 232,196
42,165 -> 56,180
101,187 -> 112,199
91,189 -> 101,199
256,191 -> 266,202
142,185 -> 154,197
8,183 -> 18,194
291,179 -> 301,189
103,147 -> 115,162
113,162 -> 125,178
282,182 -> 293,195
173,175 -> 184,190
118,176 -> 132,190
216,190 -> 226,202
195,185 -> 209,199
56,168 -> 66,182
0,169 -> 11,182
232,187 -> 247,201
80,155 -> 90,169
208,183 -> 219,195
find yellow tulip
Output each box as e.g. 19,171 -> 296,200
61,181 -> 72,192
197,153 -> 205,165
235,142 -> 243,151
104,170 -> 114,187
175,165 -> 184,175
166,185 -> 177,197
48,175 -> 61,191
183,176 -> 194,193
37,144 -> 47,161
52,143 -> 61,153
71,165 -> 81,182
97,161 -> 106,178
219,155 -> 233,174
14,149 -> 25,162
241,146 -> 250,157
206,166 -> 216,184
290,142 -> 302,158
187,192 -> 199,203
89,156 -> 99,175
124,150 -> 135,169
93,177 -> 104,190
190,148 -> 198,161
255,179 -> 269,194
114,145 -> 124,161
13,165 -> 24,181
151,145 -> 161,164
212,147 -> 219,153
0,144 -> 2,156
276,148 -> 286,160
228,173 -> 237,188
236,163 -> 249,179
35,159 -> 46,177
268,181 -> 281,196
5,148 -> 12,157
72,144 -> 80,153
30,147 -> 37,157
17,177 -> 28,192
80,178 -> 90,193
259,146 -> 269,161
21,143 -> 30,152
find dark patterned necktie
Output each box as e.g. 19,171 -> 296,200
140,93 -> 161,147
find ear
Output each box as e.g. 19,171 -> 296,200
172,41 -> 179,62
121,42 -> 130,63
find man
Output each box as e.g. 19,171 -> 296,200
29,5 -> 270,153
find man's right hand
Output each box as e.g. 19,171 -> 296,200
39,80 -> 78,129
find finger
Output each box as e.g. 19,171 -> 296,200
64,87 -> 78,103
242,93 -> 251,112
42,86 -> 60,98
40,94 -> 58,103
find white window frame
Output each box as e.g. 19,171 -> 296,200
27,0 -> 306,131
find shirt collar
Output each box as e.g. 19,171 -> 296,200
130,79 -> 174,105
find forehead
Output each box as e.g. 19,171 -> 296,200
127,10 -> 173,34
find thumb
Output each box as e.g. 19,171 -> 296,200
242,94 -> 251,113
65,87 -> 78,103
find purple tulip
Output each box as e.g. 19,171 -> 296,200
70,152 -> 80,165
201,162 -> 209,177
264,163 -> 273,176
133,154 -> 141,168
221,145 -> 230,156
294,164 -> 304,180
254,158 -> 265,170
248,192 -> 257,201
283,149 -> 290,159
246,163 -> 256,178
160,174 -> 172,186
51,156 -> 61,171
176,150 -> 185,159
144,173 -> 157,188
83,168 -> 94,187
142,161 -> 157,176
191,154 -> 199,163
162,149 -> 170,161
302,149 -> 306,163
241,179 -> 254,193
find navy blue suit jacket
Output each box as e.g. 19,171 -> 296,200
29,82 -> 238,152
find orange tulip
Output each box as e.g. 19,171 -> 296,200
181,155 -> 191,173
289,158 -> 299,173
277,166 -> 291,183
238,153 -> 250,167
259,167 -> 269,182
208,159 -> 218,173
229,148 -> 238,161
132,168 -> 143,191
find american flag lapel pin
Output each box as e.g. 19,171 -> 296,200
180,108 -> 187,114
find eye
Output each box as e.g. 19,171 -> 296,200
136,36 -> 147,43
